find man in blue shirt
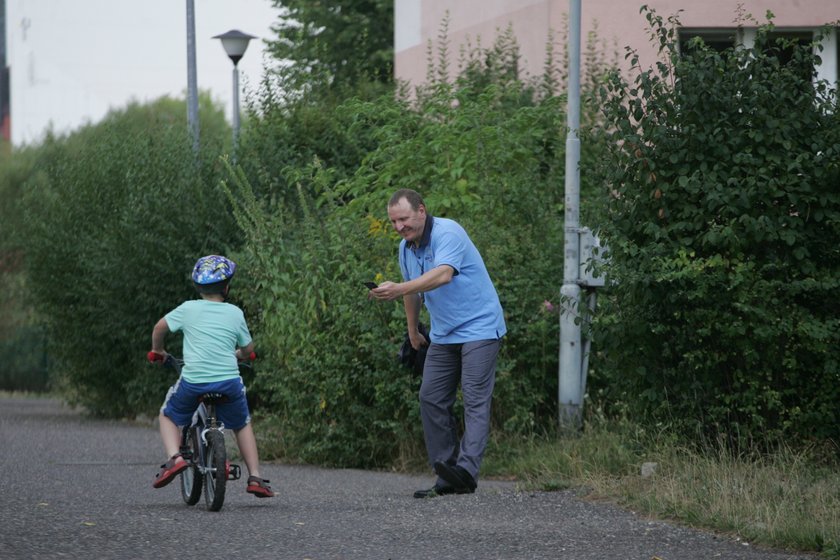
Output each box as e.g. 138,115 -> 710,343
371,189 -> 506,498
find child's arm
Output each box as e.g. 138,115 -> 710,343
235,341 -> 255,361
151,318 -> 170,357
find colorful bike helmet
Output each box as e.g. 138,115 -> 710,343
192,255 -> 237,285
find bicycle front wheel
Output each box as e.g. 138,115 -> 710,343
180,427 -> 202,505
203,430 -> 227,512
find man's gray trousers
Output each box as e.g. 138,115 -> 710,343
419,339 -> 501,484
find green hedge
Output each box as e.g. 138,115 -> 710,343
591,9 -> 840,443
0,325 -> 48,393
18,96 -> 239,415
11,11 -> 837,467
218,29 -> 611,465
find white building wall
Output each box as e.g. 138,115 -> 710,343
817,28 -> 838,87
395,0 -> 422,53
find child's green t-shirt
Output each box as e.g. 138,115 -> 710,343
164,299 -> 252,383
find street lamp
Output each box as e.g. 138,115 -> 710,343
213,29 -> 256,155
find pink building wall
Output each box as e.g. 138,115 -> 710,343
395,0 -> 839,87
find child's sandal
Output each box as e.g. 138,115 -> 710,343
153,453 -> 188,489
247,475 -> 275,498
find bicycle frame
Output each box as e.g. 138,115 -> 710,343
149,353 -> 242,511
187,396 -> 241,481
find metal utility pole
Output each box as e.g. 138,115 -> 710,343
186,0 -> 199,154
558,0 -> 583,430
0,0 -> 9,143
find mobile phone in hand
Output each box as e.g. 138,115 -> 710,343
363,281 -> 378,290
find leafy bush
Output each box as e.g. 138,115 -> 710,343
0,326 -> 48,392
220,159 -> 418,466
592,8 -> 840,443
0,148 -> 48,391
265,0 -> 393,93
20,96 -> 238,415
222,27 -> 612,466
334,84 -> 572,434
237,75 -> 392,212
0,267 -> 48,392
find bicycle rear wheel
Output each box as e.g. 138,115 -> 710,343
180,427 -> 202,505
203,430 -> 227,511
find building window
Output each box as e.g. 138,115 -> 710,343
765,31 -> 813,66
678,29 -> 738,55
679,27 -> 840,86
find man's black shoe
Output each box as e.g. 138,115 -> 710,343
433,461 -> 477,494
413,483 -> 456,499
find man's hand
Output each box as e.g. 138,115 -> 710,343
370,281 -> 403,301
408,329 -> 428,351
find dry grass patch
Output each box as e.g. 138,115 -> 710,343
484,425 -> 839,558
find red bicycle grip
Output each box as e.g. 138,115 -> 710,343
147,351 -> 164,363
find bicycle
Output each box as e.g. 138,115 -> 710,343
147,352 -> 253,511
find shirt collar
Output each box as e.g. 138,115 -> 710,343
413,213 -> 434,249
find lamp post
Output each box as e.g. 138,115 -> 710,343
186,0 -> 199,155
213,29 -> 256,156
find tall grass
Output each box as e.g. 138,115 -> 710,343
482,417 -> 840,558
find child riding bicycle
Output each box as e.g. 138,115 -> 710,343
149,255 -> 274,498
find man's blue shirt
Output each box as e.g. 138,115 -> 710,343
399,216 -> 506,344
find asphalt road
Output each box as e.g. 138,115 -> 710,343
0,395 -> 816,560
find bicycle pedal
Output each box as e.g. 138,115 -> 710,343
227,463 -> 241,481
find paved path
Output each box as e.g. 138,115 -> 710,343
0,396 -> 815,560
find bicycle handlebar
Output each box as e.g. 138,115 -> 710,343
146,351 -> 257,363
147,351 -> 165,363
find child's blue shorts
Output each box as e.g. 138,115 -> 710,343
161,376 -> 251,430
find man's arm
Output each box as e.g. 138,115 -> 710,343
372,264 -> 455,301
403,292 -> 427,349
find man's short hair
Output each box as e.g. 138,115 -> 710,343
389,189 -> 425,211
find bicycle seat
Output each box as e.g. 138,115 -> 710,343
198,392 -> 229,405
